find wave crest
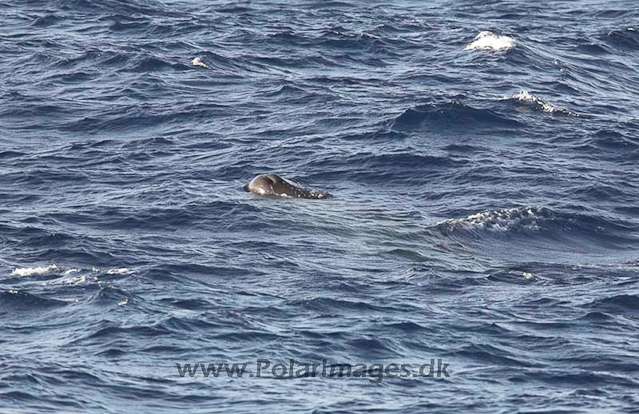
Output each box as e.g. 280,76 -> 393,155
9,265 -> 133,278
390,101 -> 522,131
436,206 -> 551,233
510,91 -> 575,116
602,28 -> 639,51
12,264 -> 61,277
432,206 -> 639,252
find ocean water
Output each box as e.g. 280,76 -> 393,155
1,0 -> 639,412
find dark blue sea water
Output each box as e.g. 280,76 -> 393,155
2,0 -> 639,412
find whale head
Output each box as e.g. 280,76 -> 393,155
245,175 -> 277,195
244,174 -> 332,199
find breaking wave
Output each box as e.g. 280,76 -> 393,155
9,265 -> 133,278
509,91 -> 576,116
11,264 -> 61,277
432,206 -> 639,250
436,206 -> 551,233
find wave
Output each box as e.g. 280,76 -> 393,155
31,14 -> 62,28
450,343 -> 536,367
464,31 -> 516,51
436,206 -> 550,233
312,28 -> 389,52
0,150 -> 25,159
64,0 -> 172,16
286,297 -> 395,313
587,294 -> 639,313
389,101 -> 522,132
9,265 -> 133,278
602,28 -> 639,51
0,290 -> 69,310
508,91 -> 575,116
589,129 -> 639,152
126,56 -> 190,73
106,268 -> 133,275
306,151 -> 465,183
11,264 -> 61,277
432,206 -> 639,250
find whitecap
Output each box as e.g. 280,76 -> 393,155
511,90 -> 575,115
107,268 -> 133,275
11,264 -> 61,277
513,90 -> 557,113
436,206 -> 551,232
465,31 -> 516,51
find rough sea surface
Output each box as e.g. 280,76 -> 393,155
2,0 -> 639,412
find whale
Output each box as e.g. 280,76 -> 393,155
244,174 -> 332,199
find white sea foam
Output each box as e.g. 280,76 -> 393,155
44,273 -> 93,286
465,31 -> 516,51
511,90 -> 575,115
436,206 -> 550,232
192,57 -> 211,69
513,90 -> 557,113
63,274 -> 89,285
11,265 -> 133,282
107,268 -> 133,275
12,264 -> 61,277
